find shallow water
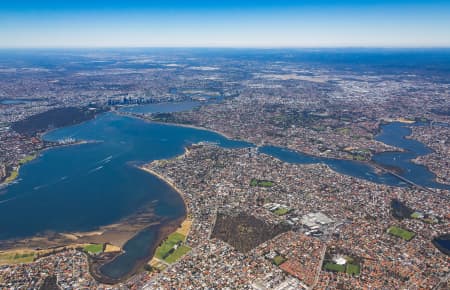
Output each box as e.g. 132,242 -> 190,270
1,108 -> 447,280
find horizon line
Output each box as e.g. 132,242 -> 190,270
1,46 -> 450,50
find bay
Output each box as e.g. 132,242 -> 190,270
1,108 -> 448,281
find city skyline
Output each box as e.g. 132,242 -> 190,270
1,0 -> 450,48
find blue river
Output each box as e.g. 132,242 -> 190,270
0,105 -> 448,280
261,122 -> 450,191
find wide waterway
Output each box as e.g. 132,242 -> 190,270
373,122 -> 450,190
0,108 -> 448,281
261,122 -> 450,190
0,112 -> 251,280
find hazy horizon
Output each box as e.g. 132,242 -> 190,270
1,0 -> 450,48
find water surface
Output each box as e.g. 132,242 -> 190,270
0,110 -> 448,280
261,122 -> 450,190
118,101 -> 201,114
433,234 -> 450,256
0,112 -> 250,279
0,99 -> 34,105
259,145 -> 403,186
373,122 -> 450,190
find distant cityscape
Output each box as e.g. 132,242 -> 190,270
0,49 -> 449,289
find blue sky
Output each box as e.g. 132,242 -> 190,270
1,0 -> 449,48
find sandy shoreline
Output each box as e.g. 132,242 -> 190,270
118,111 -> 235,140
0,201 -> 159,252
139,165 -> 189,218
88,165 -> 189,284
135,116 -> 447,193
89,217 -> 184,285
0,140 -> 99,189
160,121 -> 234,140
1,108 -> 108,188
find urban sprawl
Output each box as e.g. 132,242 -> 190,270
0,50 -> 449,289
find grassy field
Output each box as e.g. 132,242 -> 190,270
83,244 -> 103,254
153,220 -> 194,264
423,218 -> 437,224
387,226 -> 415,241
155,232 -> 186,260
0,244 -> 94,266
0,252 -> 35,265
324,262 -> 360,275
410,212 -> 422,219
149,258 -> 167,271
324,262 -> 346,272
273,207 -> 289,216
272,255 -> 286,266
346,263 -> 360,275
164,245 -> 191,264
250,178 -> 274,187
337,127 -> 351,135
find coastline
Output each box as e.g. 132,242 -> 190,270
125,112 -> 409,164
138,165 -> 188,208
139,164 -> 189,219
0,199 -> 159,251
0,243 -> 97,266
375,121 -> 450,188
0,110 -> 191,285
0,154 -> 38,187
137,163 -> 192,258
88,165 -> 189,285
118,111 -> 235,140
0,140 -> 99,189
132,112 -> 448,191
89,217 -> 184,285
0,108 -> 109,188
1,109 -> 447,283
